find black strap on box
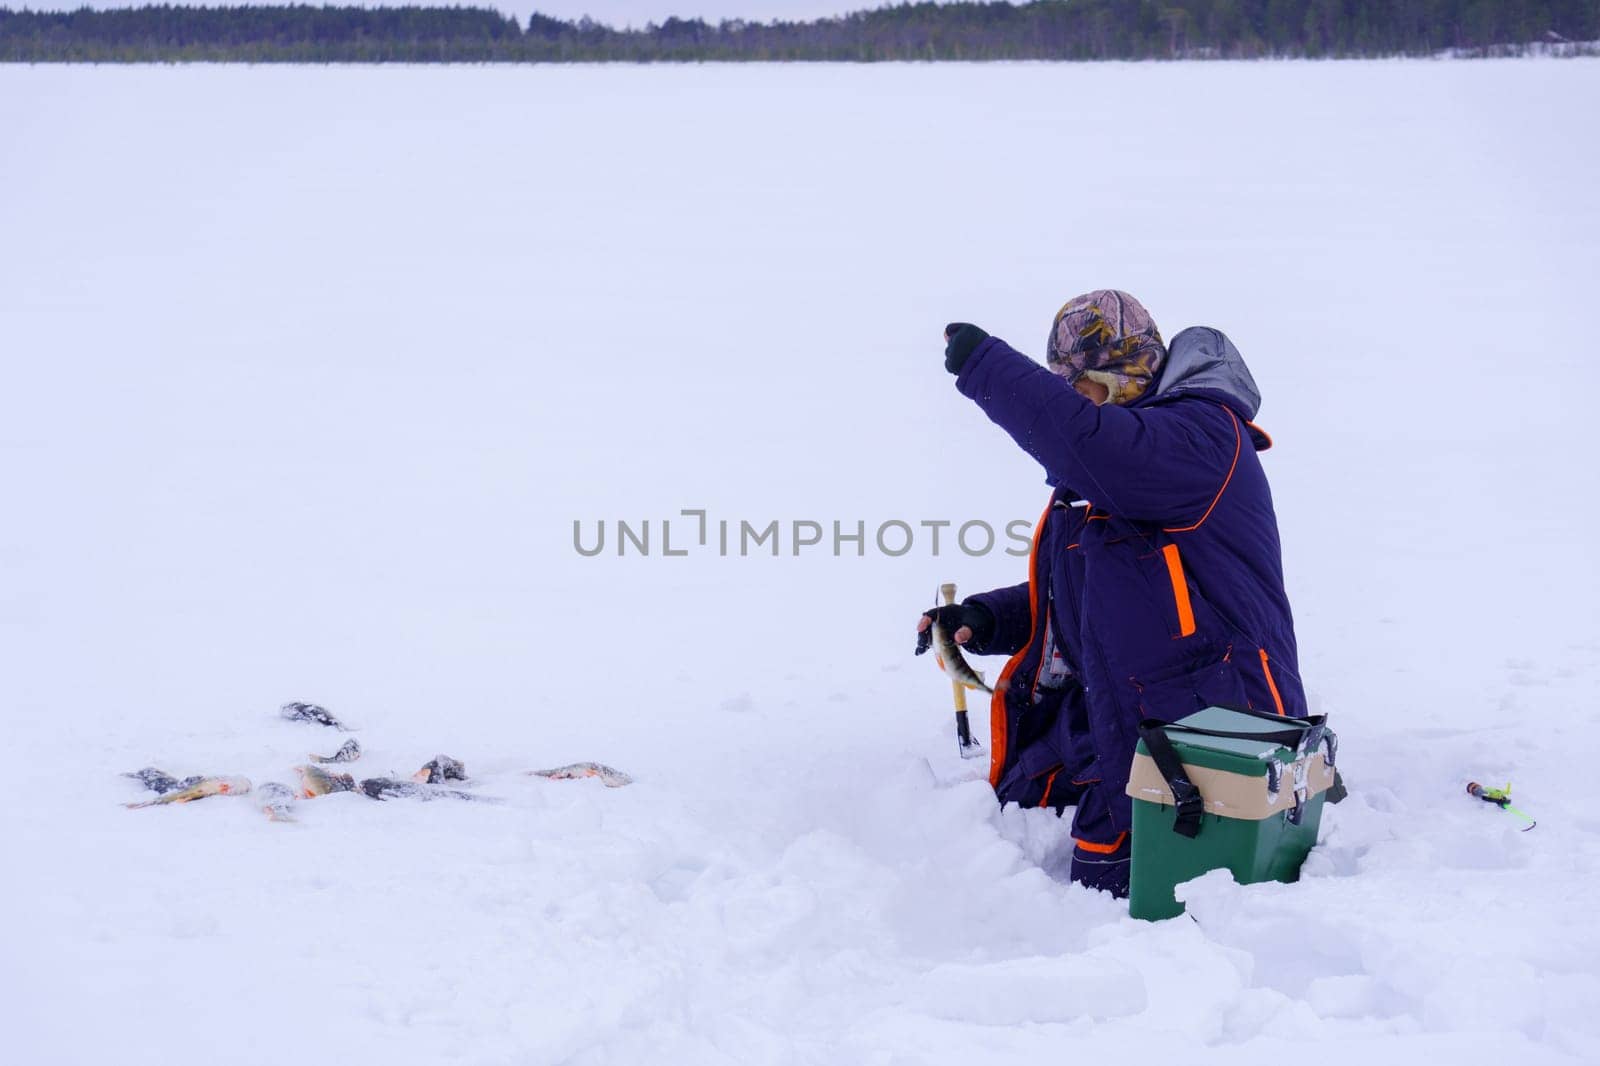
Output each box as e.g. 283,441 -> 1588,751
1138,707 -> 1334,838
1136,719 -> 1207,838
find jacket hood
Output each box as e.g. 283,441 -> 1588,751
1138,326 -> 1270,450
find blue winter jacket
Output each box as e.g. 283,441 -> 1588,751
957,327 -> 1305,845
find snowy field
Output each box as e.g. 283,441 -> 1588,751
3,60 -> 1598,1064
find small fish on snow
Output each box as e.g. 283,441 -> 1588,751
311,738 -> 362,764
411,754 -> 466,784
359,777 -> 492,802
123,767 -> 204,795
294,764 -> 356,798
528,762 -> 633,788
256,782 -> 298,822
125,775 -> 251,809
280,701 -> 354,731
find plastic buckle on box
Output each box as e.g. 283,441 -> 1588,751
1264,757 -> 1284,802
1286,757 -> 1310,825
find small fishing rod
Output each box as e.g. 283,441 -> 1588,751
1466,781 -> 1536,831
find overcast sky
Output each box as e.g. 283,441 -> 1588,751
50,1 -> 887,29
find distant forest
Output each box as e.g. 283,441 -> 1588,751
3,1 -> 1597,62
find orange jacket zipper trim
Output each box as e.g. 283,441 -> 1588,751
1259,648 -> 1287,716
989,500 -> 1053,788
1160,543 -> 1196,638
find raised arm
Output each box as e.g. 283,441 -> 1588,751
955,336 -> 1241,525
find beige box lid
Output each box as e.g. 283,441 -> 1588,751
1125,750 -> 1334,821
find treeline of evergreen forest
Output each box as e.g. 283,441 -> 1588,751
3,1 -> 1596,63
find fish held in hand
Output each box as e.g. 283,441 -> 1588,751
528,762 -> 634,788
294,764 -> 356,798
930,616 -> 992,694
125,775 -> 251,809
311,738 -> 362,764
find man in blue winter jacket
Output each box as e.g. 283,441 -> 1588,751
915,290 -> 1305,898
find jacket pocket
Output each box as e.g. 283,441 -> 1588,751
1131,652 -> 1250,721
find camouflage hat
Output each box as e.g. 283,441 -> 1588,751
1046,289 -> 1167,405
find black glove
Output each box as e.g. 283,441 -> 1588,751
943,322 -> 988,375
914,601 -> 997,656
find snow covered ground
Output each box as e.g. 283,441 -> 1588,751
3,60 -> 1598,1064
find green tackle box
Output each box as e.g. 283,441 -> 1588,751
1125,705 -> 1337,921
